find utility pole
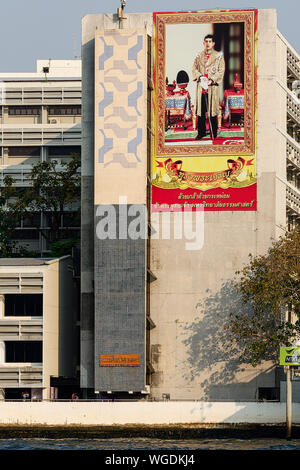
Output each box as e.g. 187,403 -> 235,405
280,347 -> 299,440
286,366 -> 292,439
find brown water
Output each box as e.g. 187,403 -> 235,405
0,437 -> 300,450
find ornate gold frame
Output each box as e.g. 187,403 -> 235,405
153,10 -> 257,157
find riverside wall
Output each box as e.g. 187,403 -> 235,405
0,401 -> 299,426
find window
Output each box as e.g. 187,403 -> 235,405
62,212 -> 80,228
12,229 -> 39,240
258,387 -> 280,401
9,107 -> 40,115
8,147 -> 40,157
5,341 -> 42,363
48,105 -> 81,116
48,146 -> 81,156
22,212 -> 41,228
5,294 -> 43,317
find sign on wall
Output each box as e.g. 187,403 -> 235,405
100,354 -> 140,367
152,9 -> 257,211
280,347 -> 300,366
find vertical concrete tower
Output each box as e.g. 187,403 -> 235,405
81,14 -> 153,395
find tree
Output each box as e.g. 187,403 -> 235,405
0,154 -> 81,257
226,229 -> 300,367
21,154 -> 81,248
0,176 -> 28,257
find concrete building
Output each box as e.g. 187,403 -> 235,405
80,9 -> 300,400
0,256 -> 78,400
0,60 -> 81,255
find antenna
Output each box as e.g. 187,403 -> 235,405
43,59 -> 51,81
117,0 -> 127,28
73,33 -> 80,59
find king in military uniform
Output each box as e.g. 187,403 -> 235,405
192,34 -> 225,140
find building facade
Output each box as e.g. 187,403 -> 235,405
0,60 -> 81,256
0,256 -> 78,400
80,9 -> 300,401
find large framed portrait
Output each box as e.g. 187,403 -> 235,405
152,9 -> 257,211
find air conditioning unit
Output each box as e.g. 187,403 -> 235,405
49,119 -> 57,124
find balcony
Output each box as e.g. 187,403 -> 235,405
0,273 -> 43,293
2,86 -> 81,106
286,183 -> 300,216
0,365 -> 43,387
0,320 -> 42,341
0,124 -> 81,145
287,93 -> 300,128
287,140 -> 300,170
287,48 -> 300,80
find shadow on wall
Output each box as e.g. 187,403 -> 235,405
179,280 -> 277,401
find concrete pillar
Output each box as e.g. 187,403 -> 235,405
0,295 -> 4,318
2,106 -> 8,124
41,106 -> 48,125
0,342 -> 5,364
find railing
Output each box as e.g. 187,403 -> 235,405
0,124 -> 81,145
0,365 -> 43,388
1,87 -> 81,106
287,48 -> 300,79
0,319 -> 43,340
287,93 -> 300,126
0,398 -> 281,403
286,184 -> 300,216
287,141 -> 300,170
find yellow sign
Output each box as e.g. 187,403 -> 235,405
100,354 -> 140,367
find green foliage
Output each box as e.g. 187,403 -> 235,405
0,176 -> 27,257
49,238 -> 78,258
0,154 -> 81,257
227,229 -> 300,366
23,154 -> 81,244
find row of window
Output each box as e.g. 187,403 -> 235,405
7,106 -> 81,116
10,212 -> 80,228
4,294 -> 42,316
12,228 -> 80,240
5,341 -> 42,363
5,145 -> 80,157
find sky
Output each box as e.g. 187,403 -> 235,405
0,0 -> 299,72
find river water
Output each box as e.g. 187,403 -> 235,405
0,437 -> 300,450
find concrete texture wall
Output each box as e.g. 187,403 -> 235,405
43,262 -> 59,398
0,401 -> 299,425
58,257 -> 78,379
81,15 -> 97,390
94,206 -> 146,392
93,27 -> 148,391
82,14 -> 152,393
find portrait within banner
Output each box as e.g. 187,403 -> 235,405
152,9 -> 257,211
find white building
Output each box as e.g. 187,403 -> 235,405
0,60 -> 82,255
0,256 -> 78,400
